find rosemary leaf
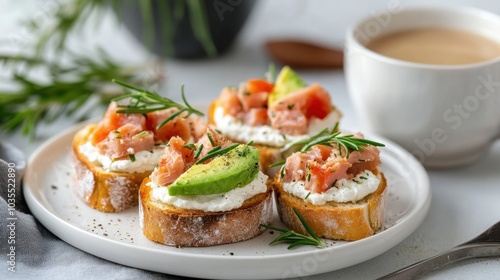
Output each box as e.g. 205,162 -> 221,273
195,143 -> 239,164
111,80 -> 204,130
260,208 -> 326,249
193,144 -> 203,158
269,160 -> 286,168
0,51 -> 157,140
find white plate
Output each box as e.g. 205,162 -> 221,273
24,123 -> 430,279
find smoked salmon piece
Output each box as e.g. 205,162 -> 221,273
217,87 -> 243,117
245,108 -> 269,126
150,129 -> 236,186
96,123 -> 154,159
146,109 -> 191,143
269,83 -> 333,120
90,102 -> 146,145
238,89 -> 269,112
150,137 -> 194,186
89,102 -> 207,160
196,128 -> 232,160
269,108 -> 307,135
283,132 -> 381,194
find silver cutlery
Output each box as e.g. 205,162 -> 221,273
378,221 -> 500,279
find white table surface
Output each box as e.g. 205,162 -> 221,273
1,0 -> 499,279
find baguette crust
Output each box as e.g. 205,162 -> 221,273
139,178 -> 274,247
253,144 -> 282,178
72,124 -> 151,212
272,172 -> 387,241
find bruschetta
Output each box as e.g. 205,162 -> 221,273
73,97 -> 206,212
271,131 -> 387,241
208,66 -> 342,177
139,128 -> 273,247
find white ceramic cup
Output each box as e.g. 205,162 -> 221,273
345,6 -> 500,168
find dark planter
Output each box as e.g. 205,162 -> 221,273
116,0 -> 257,59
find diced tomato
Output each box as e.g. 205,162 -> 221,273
246,79 -> 274,95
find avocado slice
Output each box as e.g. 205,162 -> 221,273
168,145 -> 260,196
268,66 -> 307,106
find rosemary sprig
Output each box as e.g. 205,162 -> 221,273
300,130 -> 385,158
112,80 -> 204,130
282,123 -> 384,158
273,125 -> 385,170
0,51 -> 160,140
261,208 -> 326,249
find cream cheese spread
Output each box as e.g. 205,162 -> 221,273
283,170 -> 380,205
213,107 -> 341,147
149,171 -> 268,212
79,142 -> 164,173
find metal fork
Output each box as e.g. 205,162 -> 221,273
378,221 -> 500,279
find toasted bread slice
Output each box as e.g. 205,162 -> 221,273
272,172 -> 387,241
139,177 -> 274,247
72,124 -> 151,212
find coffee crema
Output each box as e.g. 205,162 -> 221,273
365,27 -> 500,65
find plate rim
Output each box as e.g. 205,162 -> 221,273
23,122 -> 431,279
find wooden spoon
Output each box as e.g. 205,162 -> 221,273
265,39 -> 344,69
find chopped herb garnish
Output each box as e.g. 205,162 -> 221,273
360,176 -> 368,180
353,179 -> 361,184
331,179 -> 338,188
279,164 -> 286,178
260,208 -> 326,249
270,160 -> 286,168
287,104 -> 295,110
129,154 -> 136,162
193,144 -> 203,158
207,133 -> 215,146
195,143 -> 239,164
183,143 -> 196,149
134,131 -> 148,137
304,192 -> 311,200
306,173 -> 311,182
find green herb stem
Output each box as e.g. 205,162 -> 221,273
261,208 -> 326,249
112,80 -> 203,130
195,143 -> 239,164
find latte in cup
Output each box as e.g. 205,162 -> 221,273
345,6 -> 500,168
365,27 -> 500,65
